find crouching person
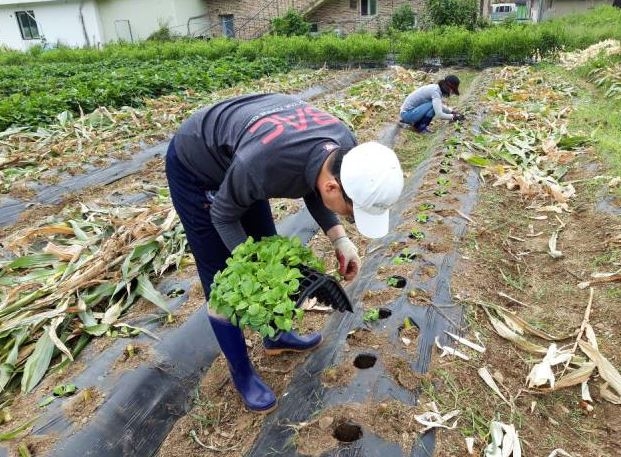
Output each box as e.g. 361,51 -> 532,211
399,74 -> 464,133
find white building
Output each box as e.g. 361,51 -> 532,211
0,0 -> 209,51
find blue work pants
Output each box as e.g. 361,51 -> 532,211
165,140 -> 276,297
400,101 -> 435,130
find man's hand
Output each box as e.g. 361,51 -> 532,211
333,236 -> 360,281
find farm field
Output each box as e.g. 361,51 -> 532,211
1,27 -> 621,457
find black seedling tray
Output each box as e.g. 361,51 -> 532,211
293,265 -> 353,312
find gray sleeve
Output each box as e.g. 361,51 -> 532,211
303,192 -> 340,234
432,96 -> 454,120
209,160 -> 263,252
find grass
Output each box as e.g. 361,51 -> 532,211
537,57 -> 621,189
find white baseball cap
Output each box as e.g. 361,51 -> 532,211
340,142 -> 404,238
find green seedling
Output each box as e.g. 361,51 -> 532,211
434,188 -> 449,196
166,287 -> 185,298
107,325 -> 141,338
392,256 -> 407,265
125,344 -> 136,358
53,383 -> 77,397
409,229 -> 425,240
416,212 -> 430,223
437,178 -> 450,186
363,309 -> 380,322
417,203 -> 435,211
386,276 -> 402,287
210,235 -> 326,338
393,248 -> 416,265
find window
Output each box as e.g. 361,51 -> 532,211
360,0 -> 377,16
219,15 -> 235,38
16,10 -> 40,40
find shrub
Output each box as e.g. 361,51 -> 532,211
390,4 -> 417,32
270,9 -> 311,37
424,0 -> 479,30
147,25 -> 178,42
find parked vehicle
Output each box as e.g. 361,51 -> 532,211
490,1 -> 530,22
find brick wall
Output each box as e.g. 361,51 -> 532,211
307,0 -> 423,34
204,0 -> 423,38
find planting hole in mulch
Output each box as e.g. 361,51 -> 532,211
165,287 -> 185,298
378,308 -> 392,319
398,251 -> 417,261
332,420 -> 363,442
398,317 -> 419,333
386,275 -> 406,288
353,353 -> 377,369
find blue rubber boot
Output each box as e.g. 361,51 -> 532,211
263,331 -> 323,355
208,316 -> 277,413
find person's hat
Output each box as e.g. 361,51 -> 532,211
340,142 -> 404,238
445,74 -> 460,96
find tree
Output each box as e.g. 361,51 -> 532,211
425,0 -> 479,29
390,5 -> 417,31
271,9 -> 311,37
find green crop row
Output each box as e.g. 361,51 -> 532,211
0,6 -> 617,67
0,56 -> 288,131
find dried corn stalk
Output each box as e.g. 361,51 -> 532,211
0,199 -> 189,399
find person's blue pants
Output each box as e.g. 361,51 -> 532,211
165,139 -> 277,298
400,101 -> 435,130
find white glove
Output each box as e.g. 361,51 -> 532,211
333,236 -> 361,281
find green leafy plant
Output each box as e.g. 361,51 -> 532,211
209,236 -> 325,338
363,308 -> 380,322
409,229 -> 425,240
418,203 -> 435,211
434,177 -> 451,196
390,5 -> 417,32
416,212 -> 430,223
424,0 -> 479,29
392,248 -> 416,265
271,10 -> 311,37
386,276 -> 401,287
52,383 -> 77,397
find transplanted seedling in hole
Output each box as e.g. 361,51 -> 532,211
434,177 -> 451,196
386,275 -> 406,288
418,203 -> 435,211
363,308 -> 380,322
53,383 -> 77,397
392,248 -> 416,265
40,383 -> 78,407
409,229 -> 425,240
416,212 -> 430,223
